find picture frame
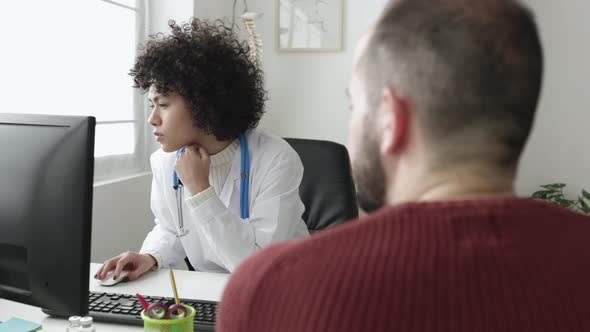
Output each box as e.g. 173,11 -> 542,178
275,0 -> 344,52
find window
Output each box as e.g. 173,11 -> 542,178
0,0 -> 150,182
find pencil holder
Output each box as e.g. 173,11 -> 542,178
141,305 -> 195,332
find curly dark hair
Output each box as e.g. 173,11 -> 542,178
130,18 -> 267,141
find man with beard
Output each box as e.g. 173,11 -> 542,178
216,0 -> 590,331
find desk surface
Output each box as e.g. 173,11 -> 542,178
0,263 -> 230,332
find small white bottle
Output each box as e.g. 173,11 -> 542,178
66,316 -> 81,332
78,316 -> 96,332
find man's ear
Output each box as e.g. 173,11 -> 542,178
378,87 -> 410,156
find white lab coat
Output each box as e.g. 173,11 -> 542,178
140,129 -> 309,273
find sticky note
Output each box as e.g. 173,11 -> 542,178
0,317 -> 42,332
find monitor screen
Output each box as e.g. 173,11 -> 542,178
0,113 -> 95,316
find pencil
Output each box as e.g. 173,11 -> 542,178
169,268 -> 180,305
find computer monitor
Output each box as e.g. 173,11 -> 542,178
0,113 -> 95,316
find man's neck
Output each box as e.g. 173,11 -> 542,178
385,164 -> 516,205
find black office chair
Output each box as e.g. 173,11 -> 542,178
285,138 -> 358,232
186,138 -> 358,270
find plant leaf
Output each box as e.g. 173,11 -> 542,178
532,190 -> 552,199
579,197 -> 590,212
542,183 -> 566,190
557,199 -> 574,207
582,190 -> 590,201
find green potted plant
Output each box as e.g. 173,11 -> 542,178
532,183 -> 590,214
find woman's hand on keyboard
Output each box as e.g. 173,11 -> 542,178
95,251 -> 157,282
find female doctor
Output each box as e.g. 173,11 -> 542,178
96,18 -> 309,281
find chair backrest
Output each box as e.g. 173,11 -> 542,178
285,138 -> 358,232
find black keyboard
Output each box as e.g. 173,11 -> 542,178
88,291 -> 218,331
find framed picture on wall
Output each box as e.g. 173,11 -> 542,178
276,0 -> 344,52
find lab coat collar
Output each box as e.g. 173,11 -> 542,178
218,137 -> 244,205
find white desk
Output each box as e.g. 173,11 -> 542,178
0,263 -> 230,332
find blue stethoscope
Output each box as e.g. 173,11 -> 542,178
172,133 -> 250,238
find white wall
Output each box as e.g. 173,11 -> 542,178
242,0 -> 386,145
194,1 -> 233,19
91,174 -> 153,262
148,0 -> 195,33
516,0 -> 590,197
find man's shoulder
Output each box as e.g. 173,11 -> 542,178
229,218 -> 377,282
219,240 -> 305,310
218,217 -> 385,329
232,240 -> 301,279
231,197 -> 590,279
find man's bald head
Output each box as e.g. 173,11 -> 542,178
357,0 -> 543,171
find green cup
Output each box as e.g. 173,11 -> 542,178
141,304 -> 195,332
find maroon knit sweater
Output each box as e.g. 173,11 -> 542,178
217,198 -> 590,332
